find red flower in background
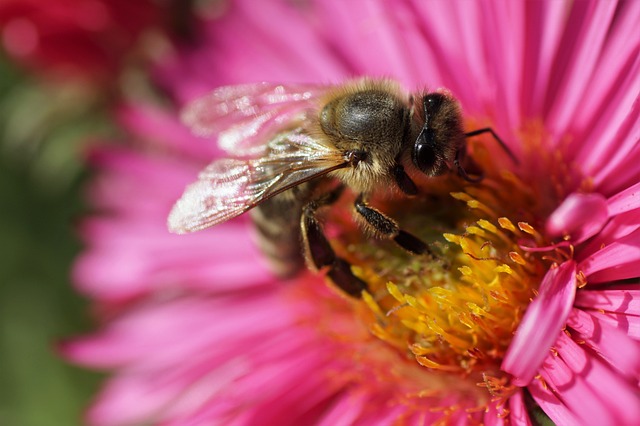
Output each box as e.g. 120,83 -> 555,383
0,0 -> 162,82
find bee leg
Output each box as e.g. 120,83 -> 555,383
354,194 -> 431,256
301,189 -> 368,298
454,140 -> 484,182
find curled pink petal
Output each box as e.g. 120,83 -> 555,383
502,261 -> 576,386
545,192 -> 608,244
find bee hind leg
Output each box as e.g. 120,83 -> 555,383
354,194 -> 432,256
301,188 -> 368,298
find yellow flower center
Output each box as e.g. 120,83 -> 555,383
321,130 -> 581,406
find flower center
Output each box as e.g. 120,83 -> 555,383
324,133 -> 568,400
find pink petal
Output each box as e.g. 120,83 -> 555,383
607,180 -> 640,217
545,193 -> 608,244
508,390 -> 532,426
452,1 -> 497,115
116,103 -> 220,160
356,1 -> 425,85
568,2 -> 640,169
587,63 -> 640,194
578,210 -> 640,259
538,346 -> 613,425
316,392 -> 367,426
521,0 -> 567,118
585,310 -> 640,341
232,0 -> 348,80
404,0 -> 468,91
566,308 -> 640,378
74,147 -> 278,301
73,218 -> 273,301
61,293 -> 347,426
484,400 -> 508,426
595,119 -> 640,195
574,286 -> 640,315
527,379 -> 581,426
502,261 -> 576,386
84,148 -> 201,211
156,0 -> 349,104
545,1 -> 617,138
61,294 -> 300,368
555,332 -> 640,424
578,227 -> 640,283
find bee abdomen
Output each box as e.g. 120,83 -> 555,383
250,192 -> 305,278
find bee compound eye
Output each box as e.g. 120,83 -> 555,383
412,129 -> 439,175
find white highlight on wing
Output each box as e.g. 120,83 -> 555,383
167,130 -> 345,234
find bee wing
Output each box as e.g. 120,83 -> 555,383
168,130 -> 347,234
181,82 -> 328,156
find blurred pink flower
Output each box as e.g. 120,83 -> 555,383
63,0 -> 640,425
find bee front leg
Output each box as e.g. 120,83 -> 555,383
301,188 -> 368,298
354,194 -> 431,256
454,141 -> 484,182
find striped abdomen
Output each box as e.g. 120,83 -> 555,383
249,185 -> 311,277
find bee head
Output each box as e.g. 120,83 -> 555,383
411,92 -> 464,177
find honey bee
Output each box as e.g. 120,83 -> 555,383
168,78 -> 514,297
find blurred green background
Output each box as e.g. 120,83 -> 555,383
0,57 -> 102,426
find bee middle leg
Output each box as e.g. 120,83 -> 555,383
301,187 -> 368,298
354,194 -> 431,255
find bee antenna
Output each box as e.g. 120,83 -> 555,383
464,127 -> 519,165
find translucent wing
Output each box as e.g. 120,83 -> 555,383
168,129 -> 347,234
181,82 -> 328,156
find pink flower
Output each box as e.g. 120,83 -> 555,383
64,1 -> 640,424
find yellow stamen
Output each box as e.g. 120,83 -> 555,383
318,124 -> 578,415
497,217 -> 517,233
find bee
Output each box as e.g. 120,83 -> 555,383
168,78 -> 514,297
